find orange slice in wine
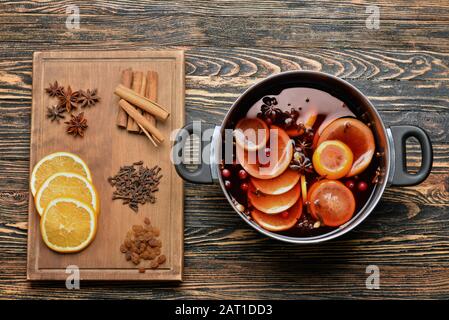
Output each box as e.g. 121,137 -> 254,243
286,112 -> 317,137
317,118 -> 375,177
250,169 -> 300,195
307,179 -> 355,227
248,182 -> 300,214
251,199 -> 303,232
236,125 -> 293,180
312,140 -> 353,179
300,175 -> 307,204
234,117 -> 269,152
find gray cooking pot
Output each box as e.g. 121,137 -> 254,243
173,71 -> 433,243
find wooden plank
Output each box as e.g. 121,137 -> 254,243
0,0 -> 448,20
0,14 -> 448,50
26,50 -> 184,281
2,48 -> 449,84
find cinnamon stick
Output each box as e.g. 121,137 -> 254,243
144,71 -> 158,126
116,68 -> 132,128
137,74 -> 147,133
114,84 -> 169,121
119,99 -> 165,143
127,71 -> 143,132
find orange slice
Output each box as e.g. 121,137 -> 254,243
300,175 -> 307,204
307,179 -> 355,227
35,172 -> 99,216
312,140 -> 353,179
248,182 -> 300,214
286,112 -> 317,137
234,117 -> 269,151
317,118 -> 375,177
236,125 -> 293,180
250,169 -> 300,195
251,199 -> 303,232
30,152 -> 92,196
40,198 -> 97,253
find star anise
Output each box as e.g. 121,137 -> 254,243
58,86 -> 80,112
293,139 -> 312,152
290,151 -> 313,174
260,96 -> 282,120
65,112 -> 88,137
77,89 -> 100,108
45,81 -> 64,97
46,105 -> 65,122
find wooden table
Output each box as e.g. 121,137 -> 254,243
0,1 -> 448,299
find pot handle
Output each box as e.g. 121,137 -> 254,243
388,125 -> 433,186
172,122 -> 215,184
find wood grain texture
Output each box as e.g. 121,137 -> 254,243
0,1 -> 448,50
27,50 -> 184,281
0,0 -> 448,299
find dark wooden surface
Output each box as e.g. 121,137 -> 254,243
0,1 -> 448,299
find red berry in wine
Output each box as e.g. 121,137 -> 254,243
240,182 -> 249,192
224,180 -> 232,190
265,117 -> 272,125
222,168 -> 231,178
357,181 -> 368,191
345,180 -> 355,189
238,169 -> 248,180
264,147 -> 271,158
280,211 -> 289,218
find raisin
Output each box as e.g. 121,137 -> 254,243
150,260 -> 159,269
157,255 -> 166,265
148,239 -> 159,247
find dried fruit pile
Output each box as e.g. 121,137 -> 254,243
45,80 -> 101,137
120,217 -> 166,273
108,161 -> 162,212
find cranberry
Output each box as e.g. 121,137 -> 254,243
345,180 -> 355,189
238,169 -> 248,180
280,211 -> 289,218
264,147 -> 271,158
357,181 -> 368,191
240,182 -> 249,192
222,168 -> 231,178
224,180 -> 232,190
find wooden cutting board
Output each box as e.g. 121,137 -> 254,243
27,50 -> 184,281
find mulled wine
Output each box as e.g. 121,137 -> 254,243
221,87 -> 379,237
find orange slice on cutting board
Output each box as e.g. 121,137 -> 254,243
40,198 -> 97,253
317,118 -> 375,177
35,172 -> 99,216
248,182 -> 300,214
30,151 -> 92,196
251,199 -> 303,232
